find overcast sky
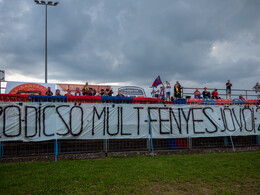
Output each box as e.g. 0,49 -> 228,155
0,0 -> 259,90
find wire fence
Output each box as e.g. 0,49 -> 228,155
1,136 -> 259,159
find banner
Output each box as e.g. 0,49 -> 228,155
5,81 -> 55,95
0,102 -> 259,142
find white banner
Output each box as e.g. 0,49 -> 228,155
0,102 -> 259,142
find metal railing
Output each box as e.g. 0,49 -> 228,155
1,136 -> 259,160
182,87 -> 257,99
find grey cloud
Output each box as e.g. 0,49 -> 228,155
0,0 -> 259,90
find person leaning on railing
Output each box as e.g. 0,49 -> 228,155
65,89 -> 73,96
253,82 -> 260,100
211,88 -> 220,99
74,87 -> 82,96
45,87 -> 53,96
194,88 -> 201,99
202,87 -> 211,99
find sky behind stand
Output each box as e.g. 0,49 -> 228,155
0,0 -> 260,91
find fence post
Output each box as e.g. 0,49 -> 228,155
229,136 -> 236,152
0,141 -> 2,158
257,135 -> 260,145
148,113 -> 154,156
104,139 -> 108,157
55,139 -> 58,161
188,137 -> 192,149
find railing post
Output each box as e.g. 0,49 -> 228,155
230,136 -> 236,152
104,139 -> 108,157
188,137 -> 192,149
257,135 -> 260,145
148,113 -> 154,156
55,139 -> 58,161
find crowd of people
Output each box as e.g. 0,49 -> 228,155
151,80 -> 260,100
45,82 -> 124,97
44,81 -> 260,101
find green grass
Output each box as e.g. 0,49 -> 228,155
1,152 -> 260,194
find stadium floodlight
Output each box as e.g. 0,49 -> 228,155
34,1 -> 59,83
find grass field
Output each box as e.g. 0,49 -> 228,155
1,151 -> 260,194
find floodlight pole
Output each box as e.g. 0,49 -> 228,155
34,1 -> 59,83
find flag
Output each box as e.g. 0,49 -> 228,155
152,76 -> 162,87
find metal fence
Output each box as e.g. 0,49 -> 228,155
1,136 -> 259,159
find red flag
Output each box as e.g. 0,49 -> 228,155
152,76 -> 162,87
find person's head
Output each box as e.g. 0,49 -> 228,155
118,90 -> 122,95
195,88 -> 198,91
67,89 -> 71,94
239,94 -> 243,99
85,82 -> 88,86
76,87 -> 80,92
257,82 -> 259,86
166,81 -> 169,84
228,80 -> 230,83
55,89 -> 60,95
204,87 -> 207,91
47,87 -> 51,91
176,81 -> 180,85
214,88 -> 217,91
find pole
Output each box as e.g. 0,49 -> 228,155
230,136 -> 236,152
45,4 -> 48,83
55,139 -> 58,161
148,113 -> 154,156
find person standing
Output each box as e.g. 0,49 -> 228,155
174,81 -> 183,99
226,80 -> 232,99
253,82 -> 260,100
165,81 -> 171,101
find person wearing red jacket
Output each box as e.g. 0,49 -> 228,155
211,88 -> 219,99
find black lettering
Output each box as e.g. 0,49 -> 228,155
120,106 -> 131,135
148,107 -> 158,135
133,107 -> 143,135
181,108 -> 191,134
159,107 -> 170,134
38,104 -> 41,137
43,105 -> 55,137
169,108 -> 182,134
220,108 -> 227,132
191,108 -> 204,134
223,108 -> 236,132
203,107 -> 218,133
92,106 -> 106,136
56,105 -> 70,136
232,108 -> 242,132
3,105 -> 21,137
242,107 -> 254,132
25,106 -> 38,138
70,106 -> 83,136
